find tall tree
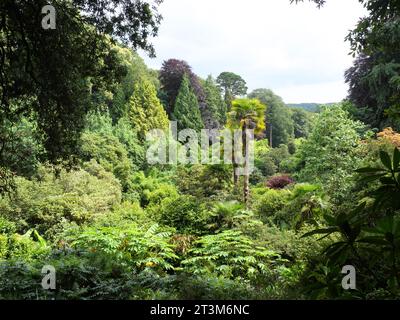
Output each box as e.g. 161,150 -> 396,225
159,59 -> 206,116
173,75 -> 204,132
216,72 -> 248,110
295,104 -> 366,203
202,75 -> 227,127
227,98 -> 266,205
292,108 -> 313,139
109,45 -> 160,123
128,79 -> 169,139
248,89 -> 294,147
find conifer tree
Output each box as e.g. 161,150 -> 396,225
203,75 -> 227,126
128,79 -> 169,139
173,75 -> 204,132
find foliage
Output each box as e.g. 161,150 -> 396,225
216,72 -> 248,109
128,79 -> 169,138
0,162 -> 121,238
252,188 -> 291,223
202,75 -> 227,127
301,149 -> 400,299
182,230 -> 281,282
172,75 -> 204,132
294,104 -> 367,203
291,108 -> 314,139
266,175 -> 295,190
377,127 -> 400,148
68,223 -> 178,272
79,130 -> 133,189
0,113 -> 45,178
176,165 -> 232,200
159,59 -> 206,116
254,140 -> 277,178
109,46 -> 160,122
156,195 -> 211,235
0,0 -> 162,161
248,89 -> 295,147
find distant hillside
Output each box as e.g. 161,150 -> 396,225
287,103 -> 336,113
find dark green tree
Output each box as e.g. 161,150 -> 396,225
173,75 -> 204,132
202,75 -> 227,127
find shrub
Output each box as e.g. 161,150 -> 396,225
266,175 -> 294,189
0,161 -> 121,238
252,189 -> 290,223
175,274 -> 263,300
182,230 -> 282,283
67,223 -> 178,273
129,171 -> 179,207
176,165 -> 232,200
156,195 -> 210,234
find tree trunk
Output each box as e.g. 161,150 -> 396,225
232,142 -> 238,186
243,123 -> 250,206
269,124 -> 273,148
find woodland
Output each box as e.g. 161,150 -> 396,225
1,0 -> 400,300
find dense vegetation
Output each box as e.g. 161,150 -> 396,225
1,0 -> 400,300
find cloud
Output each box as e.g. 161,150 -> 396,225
140,0 -> 367,103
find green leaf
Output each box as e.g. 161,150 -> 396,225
380,151 -> 393,171
394,148 -> 400,171
301,227 -> 338,238
355,167 -> 386,173
357,236 -> 387,246
380,177 -> 397,185
358,173 -> 387,184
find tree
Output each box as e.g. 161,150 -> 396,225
227,98 -> 266,205
159,59 -> 206,116
173,76 -> 204,132
248,89 -> 294,147
128,79 -> 169,138
109,46 -> 161,123
295,104 -> 367,203
216,72 -> 248,110
202,75 -> 227,127
0,0 -> 163,165
291,108 -> 313,139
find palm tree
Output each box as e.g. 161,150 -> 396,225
227,98 -> 266,205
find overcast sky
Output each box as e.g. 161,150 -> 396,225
140,0 -> 367,104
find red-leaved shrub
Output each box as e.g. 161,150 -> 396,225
266,175 -> 294,189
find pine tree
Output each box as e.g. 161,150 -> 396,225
128,79 -> 169,139
173,75 -> 204,132
203,75 -> 227,126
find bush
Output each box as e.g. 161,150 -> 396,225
156,195 -> 210,235
182,230 -> 281,280
176,165 -> 232,200
175,274 -> 263,300
0,161 -> 121,238
266,175 -> 294,189
129,171 -> 179,207
67,223 -> 178,274
252,189 -> 291,223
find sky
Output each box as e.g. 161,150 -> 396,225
140,0 -> 367,104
